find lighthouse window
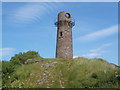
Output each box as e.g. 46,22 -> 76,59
65,13 -> 70,18
60,32 -> 62,37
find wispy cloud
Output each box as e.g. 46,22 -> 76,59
8,2 -> 62,24
0,48 -> 15,60
74,43 -> 112,58
77,25 -> 118,42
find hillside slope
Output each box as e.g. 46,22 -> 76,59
4,57 -> 119,88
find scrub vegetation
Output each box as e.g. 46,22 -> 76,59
2,51 -> 120,88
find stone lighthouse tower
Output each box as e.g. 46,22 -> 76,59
55,11 -> 75,58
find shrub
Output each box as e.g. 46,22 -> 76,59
2,61 -> 15,74
10,51 -> 41,65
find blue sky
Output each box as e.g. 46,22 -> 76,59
2,2 -> 118,65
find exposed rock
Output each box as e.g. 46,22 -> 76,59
41,61 -> 58,67
25,59 -> 44,64
30,73 -> 35,76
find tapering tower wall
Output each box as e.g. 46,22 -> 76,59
55,11 -> 74,58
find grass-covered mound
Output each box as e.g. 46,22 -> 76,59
2,57 -> 119,88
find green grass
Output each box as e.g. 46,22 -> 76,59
3,57 -> 120,88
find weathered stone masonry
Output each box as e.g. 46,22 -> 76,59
55,11 -> 75,58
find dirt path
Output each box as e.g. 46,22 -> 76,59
59,70 -> 65,88
67,61 -> 72,71
59,61 -> 72,88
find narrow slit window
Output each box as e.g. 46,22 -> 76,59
60,32 -> 62,37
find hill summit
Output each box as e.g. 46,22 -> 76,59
2,56 -> 119,88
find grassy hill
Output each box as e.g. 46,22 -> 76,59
3,57 -> 119,88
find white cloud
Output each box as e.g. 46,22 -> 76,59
75,43 -> 112,58
90,43 -> 112,52
9,2 -> 62,24
73,56 -> 79,58
81,53 -> 101,58
77,25 -> 118,42
0,48 -> 15,60
9,3 -> 45,23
